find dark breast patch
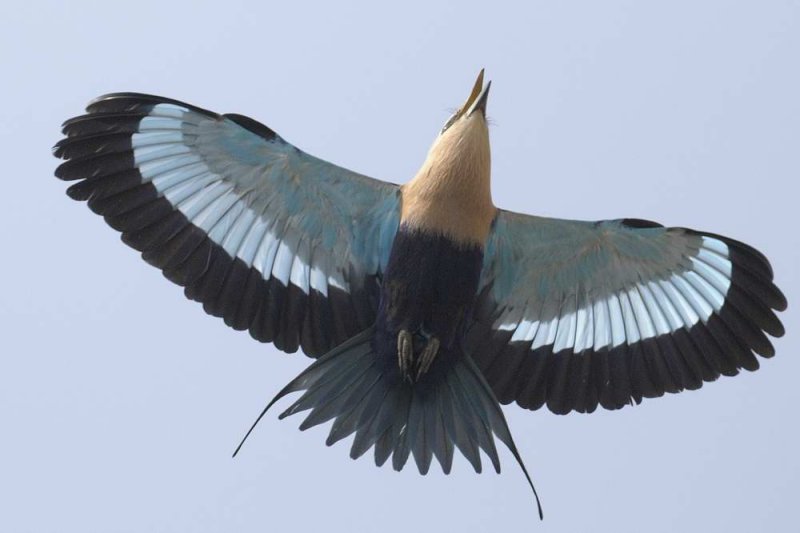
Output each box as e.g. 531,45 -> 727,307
375,225 -> 484,366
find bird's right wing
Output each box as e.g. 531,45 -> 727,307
469,211 -> 786,414
54,93 -> 401,357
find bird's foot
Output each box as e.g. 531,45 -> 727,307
397,330 -> 441,381
397,329 -> 414,382
415,337 -> 440,380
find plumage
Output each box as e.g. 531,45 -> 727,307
54,70 -> 784,520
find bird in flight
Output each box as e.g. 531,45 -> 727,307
53,70 -> 785,518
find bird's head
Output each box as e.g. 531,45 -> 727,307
411,70 -> 492,193
431,68 -> 491,170
439,68 -> 492,139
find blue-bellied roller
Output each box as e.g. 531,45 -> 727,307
53,71 -> 786,518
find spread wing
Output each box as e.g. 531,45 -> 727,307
468,211 -> 786,414
54,93 -> 400,357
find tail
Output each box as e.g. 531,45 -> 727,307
233,326 -> 543,519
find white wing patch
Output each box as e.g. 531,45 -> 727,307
131,104 -> 349,295
495,236 -> 732,353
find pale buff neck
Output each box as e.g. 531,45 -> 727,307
400,116 -> 496,246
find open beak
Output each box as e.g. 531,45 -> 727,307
464,69 -> 491,117
468,80 -> 491,116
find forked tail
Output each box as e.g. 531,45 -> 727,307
233,326 -> 543,519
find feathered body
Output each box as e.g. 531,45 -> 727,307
377,93 -> 495,380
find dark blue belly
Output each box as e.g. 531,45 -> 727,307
374,225 -> 484,379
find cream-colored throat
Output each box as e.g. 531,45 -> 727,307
400,123 -> 496,246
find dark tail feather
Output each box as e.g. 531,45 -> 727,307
233,326 -> 543,519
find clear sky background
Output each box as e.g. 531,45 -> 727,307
2,1 -> 798,532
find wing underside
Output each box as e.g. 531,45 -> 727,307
470,213 -> 786,414
54,93 -> 400,357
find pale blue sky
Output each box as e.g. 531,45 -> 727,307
2,1 -> 798,532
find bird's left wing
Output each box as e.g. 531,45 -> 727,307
468,211 -> 786,414
54,93 -> 400,357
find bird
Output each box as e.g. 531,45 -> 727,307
53,70 -> 786,519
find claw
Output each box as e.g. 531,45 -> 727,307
416,337 -> 440,380
397,329 -> 413,381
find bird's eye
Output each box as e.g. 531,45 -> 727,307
440,112 -> 460,134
